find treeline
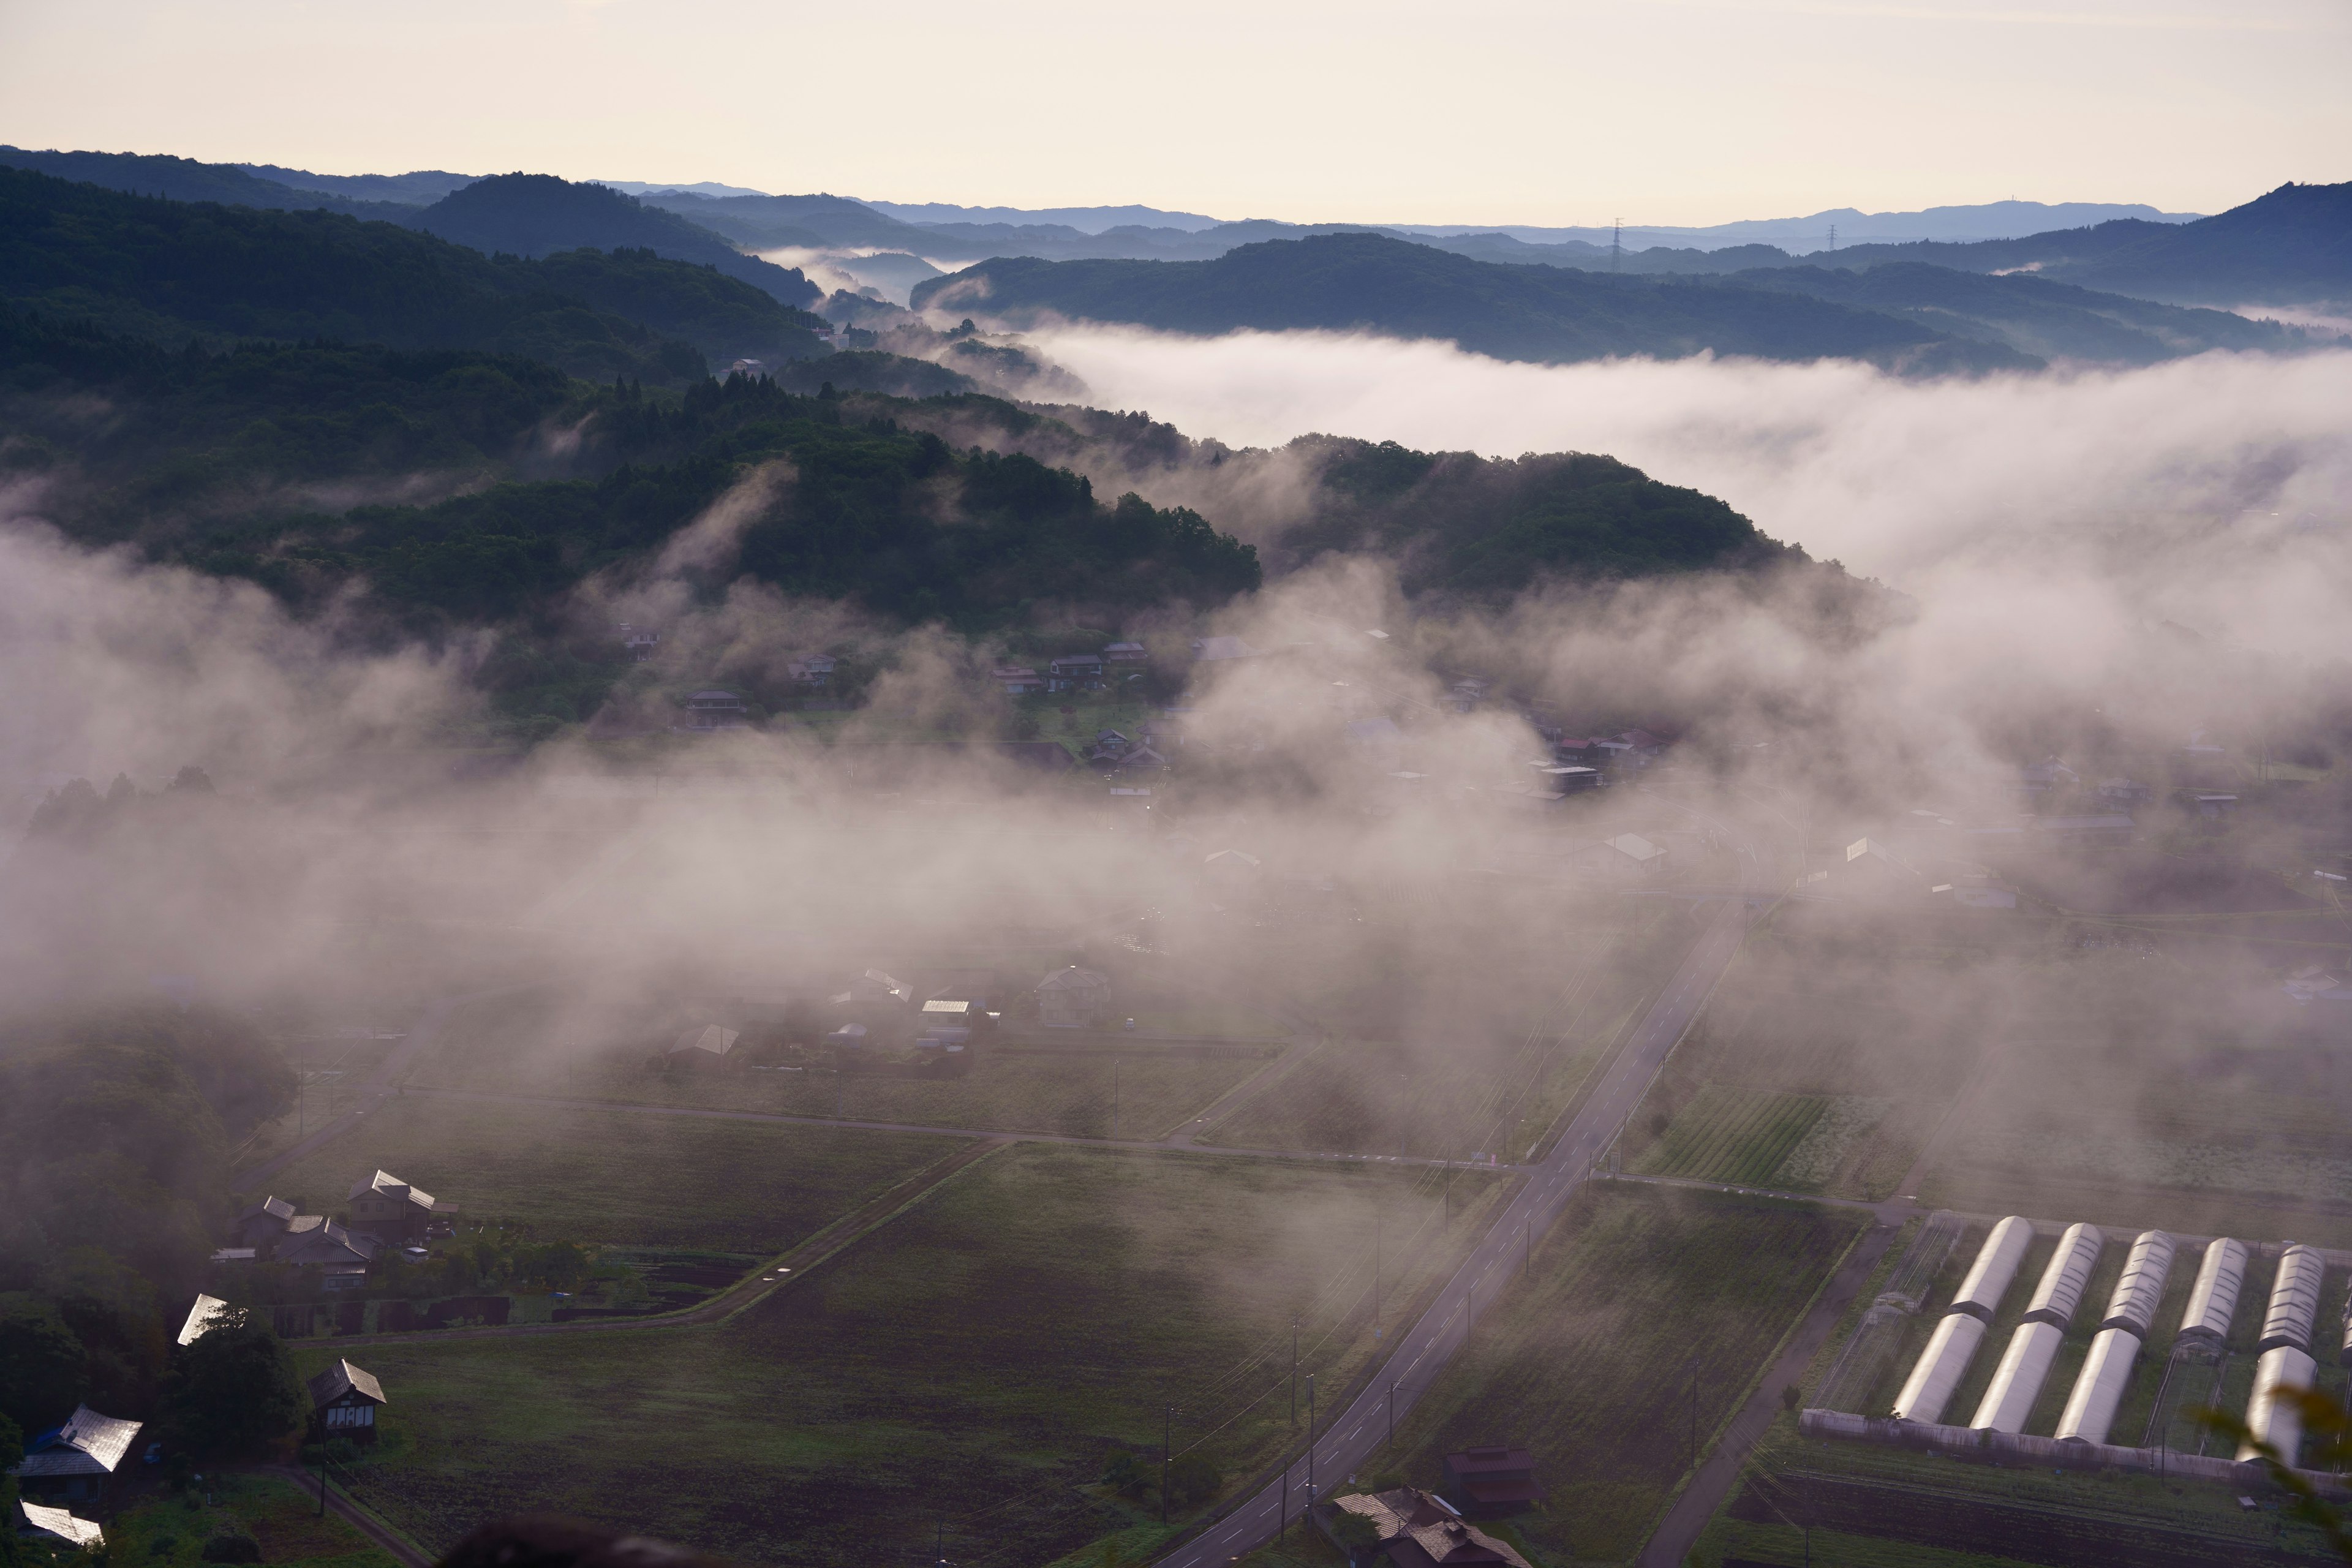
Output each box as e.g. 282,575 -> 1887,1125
0,167 -> 827,383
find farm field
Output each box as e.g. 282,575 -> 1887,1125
99,1475 -> 406,1568
1369,1184 -> 1866,1564
1614,941 -> 1981,1200
1694,1423 -> 2346,1566
401,998 -> 1270,1139
303,1142 -> 1515,1568
252,1093 -> 965,1252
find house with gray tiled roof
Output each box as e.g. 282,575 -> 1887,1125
307,1359 -> 388,1445
10,1406 -> 142,1504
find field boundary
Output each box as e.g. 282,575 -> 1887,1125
257,1463 -> 435,1568
289,1136 -> 1012,1348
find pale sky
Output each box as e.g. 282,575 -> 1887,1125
1,0 -> 2345,226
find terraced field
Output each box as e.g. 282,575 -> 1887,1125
1635,1085 -> 1828,1185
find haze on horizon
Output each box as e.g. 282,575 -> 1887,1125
2,0 -> 2346,227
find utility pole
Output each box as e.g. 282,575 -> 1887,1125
1690,1357 -> 1700,1472
935,1517 -> 948,1568
1307,1374 -> 1317,1494
1112,1058 -> 1119,1138
1291,1317 -> 1300,1425
1161,1404 -> 1176,1525
1388,1381 -> 1396,1446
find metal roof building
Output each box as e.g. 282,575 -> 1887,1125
2053,1327 -> 2143,1444
17,1501 -> 104,1550
2022,1222 -> 2104,1328
1891,1313 -> 1987,1425
1970,1321 -> 2065,1433
2242,1346 -> 2319,1464
2179,1238 -> 2248,1345
2098,1231 -> 2176,1338
176,1294 -> 233,1346
2260,1244 -> 2326,1354
1950,1216 -> 2034,1321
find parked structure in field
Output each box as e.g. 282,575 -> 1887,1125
15,1500 -> 105,1550
2022,1223 -> 2104,1327
349,1170 -> 442,1246
9,1406 -> 141,1504
2242,1346 -> 2318,1464
1036,966 -> 1110,1028
2260,1244 -> 2325,1353
1950,1216 -> 2034,1320
1440,1447 -> 1540,1517
666,1024 -> 742,1067
2054,1327 -> 2143,1444
1320,1488 -> 1533,1568
176,1294 -> 232,1346
1971,1321 -> 2065,1433
2100,1231 -> 2176,1337
307,1359 -> 387,1445
2180,1238 -> 2249,1346
1892,1312 -> 1988,1425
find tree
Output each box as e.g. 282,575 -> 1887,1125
0,1301 -> 88,1431
0,1411 -> 23,1568
2200,1387 -> 2352,1563
1100,1450 -> 1149,1498
1164,1451 -> 1222,1506
1329,1509 -> 1382,1563
157,1313 -> 305,1460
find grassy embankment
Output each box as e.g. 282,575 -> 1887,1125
293,1142 -> 1513,1568
1343,1183 -> 1866,1565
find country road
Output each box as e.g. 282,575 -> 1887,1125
1159,891 -> 1758,1568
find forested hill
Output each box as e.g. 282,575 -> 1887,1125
412,174 -> 823,309
1811,181 -> 2352,308
0,143 -> 421,219
0,167 -> 827,382
912,233 -> 2320,370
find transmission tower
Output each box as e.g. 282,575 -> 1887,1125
1611,217 -> 1621,273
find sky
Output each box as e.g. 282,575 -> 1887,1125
1,0 -> 2345,225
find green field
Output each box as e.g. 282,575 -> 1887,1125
96,1476 -> 405,1568
401,996 -> 1270,1140
251,1093 -> 966,1251
1367,1184 -> 1864,1564
300,1142 -> 1514,1568
1632,1085 -> 1828,1185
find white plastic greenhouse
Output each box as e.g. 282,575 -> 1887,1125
2022,1222 -> 2104,1329
2242,1345 -> 2320,1464
2260,1244 -> 2325,1354
1971,1321 -> 2066,1433
2178,1238 -> 2248,1345
2098,1230 -> 2175,1338
2053,1327 -> 2143,1444
1950,1216 -> 2035,1321
1892,1313 -> 1989,1425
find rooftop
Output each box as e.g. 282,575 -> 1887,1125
308,1359 -> 388,1409
14,1406 -> 143,1479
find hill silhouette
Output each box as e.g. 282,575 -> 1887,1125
415,174 -> 821,309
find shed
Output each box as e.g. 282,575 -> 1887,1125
1439,1446 -> 1540,1515
2260,1243 -> 2325,1353
16,1501 -> 104,1550
10,1406 -> 141,1502
1036,967 -> 1110,1029
1970,1321 -> 2064,1433
176,1294 -> 233,1347
1891,1313 -> 1986,1425
2242,1346 -> 2318,1464
2098,1230 -> 2176,1338
307,1359 -> 387,1445
666,1025 -> 742,1065
2021,1223 -> 2103,1328
1950,1216 -> 2034,1321
2180,1238 -> 2248,1346
2053,1327 -> 2142,1444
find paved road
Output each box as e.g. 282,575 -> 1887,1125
1160,894 -> 1757,1568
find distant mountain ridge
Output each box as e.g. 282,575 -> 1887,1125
910,232 -> 2316,371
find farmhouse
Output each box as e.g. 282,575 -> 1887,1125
1047,653 -> 1107,692
307,1359 -> 388,1445
349,1170 -> 441,1246
1106,641 -> 1147,663
1036,966 -> 1110,1028
232,1194 -> 297,1251
788,654 -> 837,688
277,1216 -> 377,1287
1322,1488 -> 1532,1568
994,665 -> 1046,695
679,689 -> 750,731
9,1406 -> 141,1504
1441,1447 -> 1541,1515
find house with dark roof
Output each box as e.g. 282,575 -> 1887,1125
307,1359 -> 388,1445
10,1406 -> 142,1504
1321,1488 -> 1532,1568
348,1170 -> 440,1246
232,1194 -> 297,1251
277,1216 -> 376,1287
